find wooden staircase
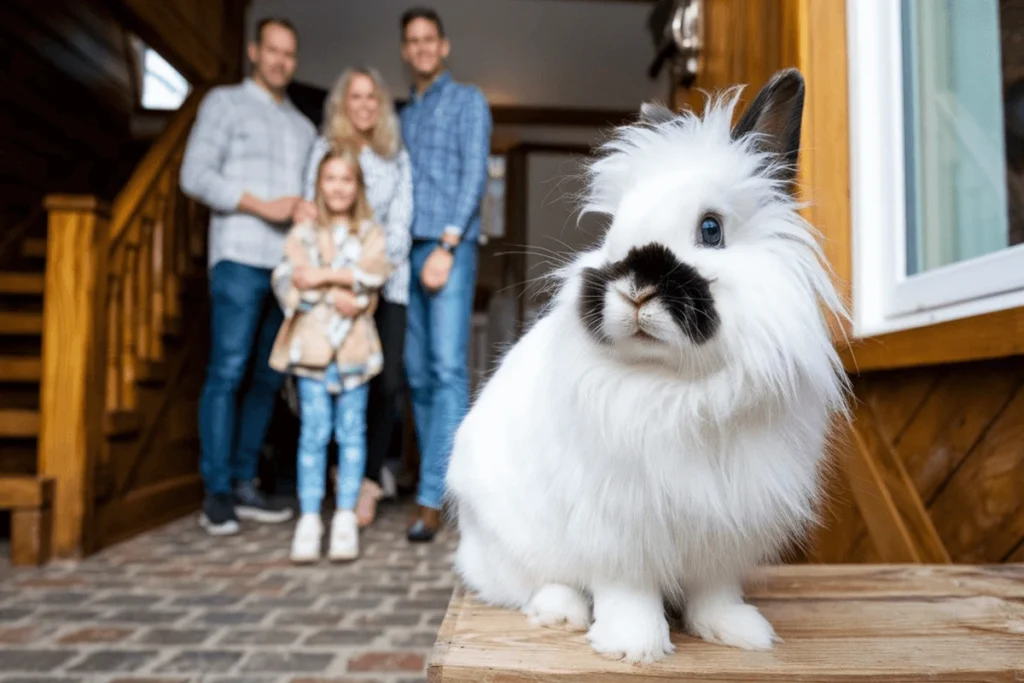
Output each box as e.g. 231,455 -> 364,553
0,88 -> 212,564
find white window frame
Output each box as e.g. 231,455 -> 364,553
847,0 -> 1024,338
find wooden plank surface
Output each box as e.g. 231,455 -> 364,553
0,355 -> 42,382
0,272 -> 44,295
0,476 -> 52,508
929,390 -> 1024,563
843,403 -> 951,563
0,409 -> 40,438
0,311 -> 43,335
429,565 -> 1024,682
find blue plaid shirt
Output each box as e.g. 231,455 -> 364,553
399,72 -> 492,243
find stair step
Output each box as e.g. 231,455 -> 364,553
22,237 -> 46,259
0,409 -> 39,438
0,312 -> 43,335
0,356 -> 41,382
106,411 -> 142,438
0,273 -> 44,296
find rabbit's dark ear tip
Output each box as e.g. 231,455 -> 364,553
769,68 -> 805,91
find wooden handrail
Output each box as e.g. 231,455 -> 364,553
39,86 -> 211,559
109,85 -> 209,247
39,195 -> 112,558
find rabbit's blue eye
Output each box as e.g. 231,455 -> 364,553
700,215 -> 724,248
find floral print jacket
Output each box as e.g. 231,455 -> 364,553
269,219 -> 392,393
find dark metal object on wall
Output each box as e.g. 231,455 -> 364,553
647,0 -> 703,88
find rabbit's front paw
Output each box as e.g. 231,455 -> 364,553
586,610 -> 674,664
687,601 -> 779,650
524,584 -> 591,631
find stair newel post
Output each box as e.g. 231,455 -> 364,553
39,195 -> 110,558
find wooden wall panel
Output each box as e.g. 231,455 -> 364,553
0,0 -> 144,265
811,356 -> 1024,565
112,0 -> 248,84
672,0 -> 800,115
895,363 -> 1021,503
929,389 -> 1024,563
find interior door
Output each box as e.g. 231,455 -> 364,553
669,0 -> 801,115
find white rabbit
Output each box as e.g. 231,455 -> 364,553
445,69 -> 849,665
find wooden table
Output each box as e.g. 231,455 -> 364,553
428,565 -> 1024,682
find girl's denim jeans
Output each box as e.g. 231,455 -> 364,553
296,365 -> 370,514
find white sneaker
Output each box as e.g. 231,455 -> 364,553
328,509 -> 359,562
290,513 -> 323,564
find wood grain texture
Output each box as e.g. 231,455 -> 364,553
110,0 -> 246,84
0,312 -> 44,335
807,454 -> 869,563
795,0 -> 851,340
842,402 -> 951,563
841,307 -> 1024,372
0,409 -> 40,438
895,363 -> 1020,503
811,356 -> 1024,565
0,272 -> 44,295
673,0 -> 799,115
0,476 -> 52,508
929,389 -> 1024,563
109,87 -> 207,247
10,506 -> 51,566
39,195 -> 110,558
859,370 -> 941,445
0,355 -> 42,382
429,566 -> 1024,682
93,473 -> 203,550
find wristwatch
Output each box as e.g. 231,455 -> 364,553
439,240 -> 457,255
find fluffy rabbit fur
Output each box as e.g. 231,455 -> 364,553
445,69 -> 849,664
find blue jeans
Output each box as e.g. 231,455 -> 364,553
405,239 -> 478,509
198,261 -> 285,495
296,366 -> 370,514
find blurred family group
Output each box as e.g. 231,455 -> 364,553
177,6 -> 491,563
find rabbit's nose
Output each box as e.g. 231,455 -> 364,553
615,284 -> 657,308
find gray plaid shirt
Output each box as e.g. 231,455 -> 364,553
180,79 -> 316,270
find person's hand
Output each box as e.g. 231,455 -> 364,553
421,247 -> 454,292
292,200 -> 317,224
334,289 -> 363,317
261,196 -> 302,223
293,265 -> 326,290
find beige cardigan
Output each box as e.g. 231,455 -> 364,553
269,219 -> 392,393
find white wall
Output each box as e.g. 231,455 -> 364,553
494,123 -> 614,148
247,0 -> 668,111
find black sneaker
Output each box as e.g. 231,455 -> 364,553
199,494 -> 241,536
233,480 -> 294,524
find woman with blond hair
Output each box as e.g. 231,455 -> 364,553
297,65 -> 413,528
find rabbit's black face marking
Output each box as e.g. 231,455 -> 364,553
578,243 -> 720,347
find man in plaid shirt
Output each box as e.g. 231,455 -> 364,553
399,7 -> 492,542
179,18 -> 316,536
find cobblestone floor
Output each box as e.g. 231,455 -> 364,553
0,500 -> 457,683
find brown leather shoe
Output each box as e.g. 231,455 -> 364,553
407,505 -> 440,543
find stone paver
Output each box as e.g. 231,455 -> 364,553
0,501 -> 457,683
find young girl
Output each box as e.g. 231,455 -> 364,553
269,144 -> 392,563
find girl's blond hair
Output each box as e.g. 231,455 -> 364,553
315,141 -> 374,231
323,66 -> 401,159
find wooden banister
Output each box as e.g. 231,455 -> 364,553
109,85 -> 208,247
39,90 -> 210,559
38,195 -> 111,558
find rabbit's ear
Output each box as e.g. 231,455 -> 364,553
731,68 -> 805,191
640,102 -> 676,126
